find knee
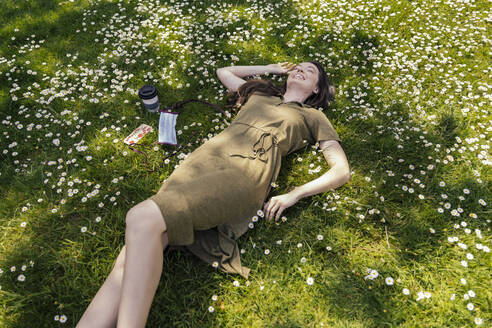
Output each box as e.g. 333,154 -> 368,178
125,203 -> 166,236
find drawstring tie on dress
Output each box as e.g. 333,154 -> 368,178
228,124 -> 278,164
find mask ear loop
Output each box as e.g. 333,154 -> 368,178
128,129 -> 204,173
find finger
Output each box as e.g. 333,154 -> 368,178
265,202 -> 271,220
263,203 -> 270,219
268,203 -> 280,221
266,203 -> 273,220
275,207 -> 284,221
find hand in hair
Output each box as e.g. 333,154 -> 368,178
266,62 -> 296,75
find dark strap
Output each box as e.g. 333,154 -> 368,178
128,99 -> 227,172
160,99 -> 228,117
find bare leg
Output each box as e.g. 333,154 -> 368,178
117,199 -> 168,328
76,200 -> 168,328
75,245 -> 127,328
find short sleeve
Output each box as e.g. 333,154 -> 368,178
305,109 -> 341,144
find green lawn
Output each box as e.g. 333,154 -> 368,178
0,0 -> 490,327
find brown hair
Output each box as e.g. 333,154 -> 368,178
225,61 -> 335,111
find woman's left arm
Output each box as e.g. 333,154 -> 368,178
263,140 -> 350,221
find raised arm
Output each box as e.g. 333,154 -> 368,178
263,139 -> 351,221
289,140 -> 351,201
216,63 -> 296,92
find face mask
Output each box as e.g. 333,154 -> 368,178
158,111 -> 179,145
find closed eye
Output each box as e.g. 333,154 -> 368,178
296,65 -> 315,73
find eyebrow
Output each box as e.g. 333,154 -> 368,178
296,64 -> 317,72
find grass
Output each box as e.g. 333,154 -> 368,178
0,0 -> 490,327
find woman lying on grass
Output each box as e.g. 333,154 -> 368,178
76,61 -> 350,328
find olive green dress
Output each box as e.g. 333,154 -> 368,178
149,91 -> 340,279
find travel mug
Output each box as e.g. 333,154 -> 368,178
138,85 -> 159,113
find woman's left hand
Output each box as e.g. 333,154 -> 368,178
263,191 -> 300,222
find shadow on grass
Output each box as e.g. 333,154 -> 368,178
234,24 -> 484,326
0,0 -> 487,327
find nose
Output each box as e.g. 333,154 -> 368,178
291,67 -> 304,77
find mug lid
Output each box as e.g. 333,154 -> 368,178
138,85 -> 158,99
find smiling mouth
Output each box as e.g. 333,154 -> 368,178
293,74 -> 305,80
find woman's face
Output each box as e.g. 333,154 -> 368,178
286,62 -> 320,95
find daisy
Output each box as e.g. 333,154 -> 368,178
306,277 -> 314,285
